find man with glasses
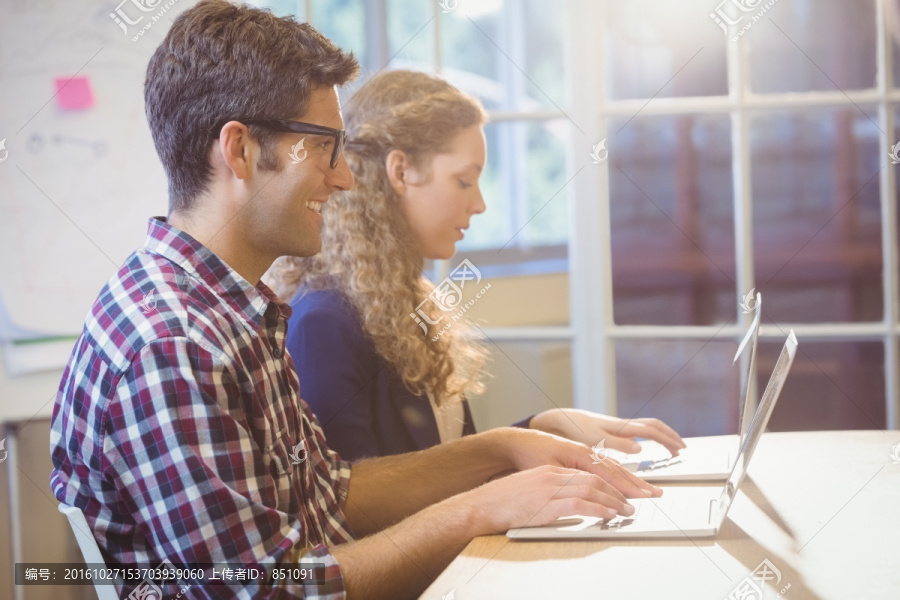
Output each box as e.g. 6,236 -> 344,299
49,1 -> 659,599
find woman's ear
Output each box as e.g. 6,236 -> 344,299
385,149 -> 410,196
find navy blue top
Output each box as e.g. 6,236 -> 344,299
285,287 -> 531,461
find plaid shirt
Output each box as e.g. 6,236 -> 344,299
50,218 -> 355,599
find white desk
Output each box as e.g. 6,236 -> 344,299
421,431 -> 900,600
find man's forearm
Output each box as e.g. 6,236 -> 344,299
332,491 -> 488,600
342,427 -> 516,536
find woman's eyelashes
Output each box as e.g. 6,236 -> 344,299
457,177 -> 473,189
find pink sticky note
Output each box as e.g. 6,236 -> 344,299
54,76 -> 95,111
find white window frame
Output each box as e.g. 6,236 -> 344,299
550,0 -> 898,428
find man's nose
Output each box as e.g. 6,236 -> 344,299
327,153 -> 354,190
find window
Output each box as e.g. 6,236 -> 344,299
578,0 -> 899,434
256,0 -> 573,266
258,0 -> 900,433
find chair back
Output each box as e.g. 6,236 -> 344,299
57,503 -> 119,600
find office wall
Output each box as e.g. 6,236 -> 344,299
0,417 -> 94,600
457,271 -> 574,430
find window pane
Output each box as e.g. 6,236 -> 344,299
311,0 -> 367,72
254,0 -> 304,18
440,0 -> 566,111
469,341 -> 572,430
604,0 -> 728,101
759,340 -> 885,430
891,3 -> 900,88
615,339 -> 740,437
388,0 -> 434,70
459,119 -> 571,251
894,107 -> 900,312
748,0 -> 876,94
751,108 -> 883,323
609,114 -> 735,325
519,0 -> 566,110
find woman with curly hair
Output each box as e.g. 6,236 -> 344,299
265,69 -> 685,461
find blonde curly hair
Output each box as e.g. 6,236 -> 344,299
265,70 -> 490,406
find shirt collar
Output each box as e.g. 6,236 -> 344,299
143,217 -> 292,330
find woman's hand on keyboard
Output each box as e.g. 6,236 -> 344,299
530,409 -> 687,456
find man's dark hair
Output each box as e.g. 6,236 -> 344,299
144,0 -> 359,214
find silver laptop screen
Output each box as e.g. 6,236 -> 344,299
734,293 -> 762,444
714,329 -> 798,525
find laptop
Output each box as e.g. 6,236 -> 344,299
507,328 -> 796,540
614,292 -> 762,482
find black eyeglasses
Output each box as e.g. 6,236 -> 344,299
215,118 -> 346,169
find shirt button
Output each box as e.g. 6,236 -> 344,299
273,347 -> 282,359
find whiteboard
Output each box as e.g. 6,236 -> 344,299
0,0 -> 196,341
